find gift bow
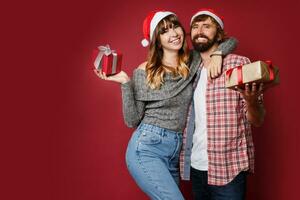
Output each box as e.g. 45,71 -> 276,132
94,45 -> 116,69
226,60 -> 275,85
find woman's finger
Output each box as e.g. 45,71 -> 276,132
93,69 -> 99,76
94,69 -> 102,79
103,72 -> 108,80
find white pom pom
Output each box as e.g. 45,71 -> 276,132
141,39 -> 149,47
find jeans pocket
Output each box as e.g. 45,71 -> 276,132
139,131 -> 161,144
136,131 -> 162,152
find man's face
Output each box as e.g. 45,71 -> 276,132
191,17 -> 219,52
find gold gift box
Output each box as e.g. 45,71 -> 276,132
225,61 -> 280,89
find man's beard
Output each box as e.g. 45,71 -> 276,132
192,33 -> 219,52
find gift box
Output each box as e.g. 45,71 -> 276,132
225,60 -> 280,89
92,44 -> 122,75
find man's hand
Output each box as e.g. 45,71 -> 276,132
236,82 -> 265,127
207,54 -> 222,81
235,82 -> 263,104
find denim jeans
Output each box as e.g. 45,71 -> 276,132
191,167 -> 247,200
125,123 -> 184,200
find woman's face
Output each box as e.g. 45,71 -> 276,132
159,21 -> 184,52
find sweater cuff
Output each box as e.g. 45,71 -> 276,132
121,80 -> 132,88
121,80 -> 134,94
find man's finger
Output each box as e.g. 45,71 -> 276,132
235,86 -> 244,93
207,68 -> 212,82
211,65 -> 216,78
251,82 -> 257,93
217,61 -> 222,75
245,84 -> 250,93
259,83 -> 264,92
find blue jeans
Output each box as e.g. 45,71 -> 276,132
191,167 -> 247,200
125,123 -> 184,200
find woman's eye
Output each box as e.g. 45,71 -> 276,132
160,29 -> 168,34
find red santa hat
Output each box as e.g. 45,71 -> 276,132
190,8 -> 224,29
141,10 -> 175,47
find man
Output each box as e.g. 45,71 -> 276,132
180,9 -> 266,200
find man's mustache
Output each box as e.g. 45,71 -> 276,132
193,34 -> 209,40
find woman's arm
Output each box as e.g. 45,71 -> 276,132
94,69 -> 145,127
217,37 -> 238,56
121,81 -> 145,128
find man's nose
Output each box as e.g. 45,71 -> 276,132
195,26 -> 203,34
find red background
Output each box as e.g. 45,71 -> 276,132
2,0 -> 300,199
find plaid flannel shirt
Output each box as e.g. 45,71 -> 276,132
180,53 -> 255,186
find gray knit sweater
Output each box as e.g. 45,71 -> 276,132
121,38 -> 237,132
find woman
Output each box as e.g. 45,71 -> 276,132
95,10 -> 236,200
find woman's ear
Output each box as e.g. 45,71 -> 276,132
217,33 -> 222,43
157,41 -> 162,49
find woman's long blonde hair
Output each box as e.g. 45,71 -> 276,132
146,15 -> 190,89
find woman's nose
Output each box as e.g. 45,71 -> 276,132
169,28 -> 179,36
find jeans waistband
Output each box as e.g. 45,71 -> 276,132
138,123 -> 182,137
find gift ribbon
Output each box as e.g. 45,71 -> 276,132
111,52 -> 118,73
226,60 -> 275,85
94,45 -> 115,70
265,60 -> 275,81
226,65 -> 243,85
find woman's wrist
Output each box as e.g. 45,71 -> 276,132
210,50 -> 223,57
121,78 -> 131,84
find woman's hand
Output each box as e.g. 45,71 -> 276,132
207,54 -> 222,81
94,69 -> 130,84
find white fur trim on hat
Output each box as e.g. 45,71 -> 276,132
149,11 -> 175,40
141,39 -> 149,47
190,10 -> 224,29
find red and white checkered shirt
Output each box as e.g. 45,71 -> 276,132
180,53 -> 255,186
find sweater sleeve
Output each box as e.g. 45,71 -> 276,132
121,80 -> 145,128
217,37 -> 238,56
